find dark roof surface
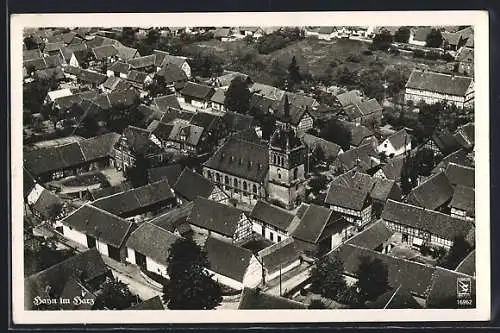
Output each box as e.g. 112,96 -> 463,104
204,237 -> 253,282
249,200 -> 295,231
407,172 -> 454,210
291,204 -> 333,244
450,185 -> 475,216
346,220 -> 394,250
238,288 -> 307,309
188,197 -> 243,237
127,296 -> 165,310
325,183 -> 369,211
405,70 -> 473,96
147,164 -> 183,185
153,94 -> 181,111
445,163 -> 475,188
180,82 -> 215,100
172,168 -> 215,201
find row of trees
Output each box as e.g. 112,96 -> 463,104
372,27 -> 444,51
254,27 -> 304,54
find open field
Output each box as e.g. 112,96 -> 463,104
188,38 -> 451,85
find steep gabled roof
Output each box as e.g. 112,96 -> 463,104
450,185 -> 475,216
180,82 -> 215,100
346,219 -> 394,250
291,204 -> 334,244
188,197 -> 243,237
204,237 -> 253,282
238,288 -> 307,309
61,205 -> 134,248
172,168 -> 215,202
445,163 -> 475,188
407,172 -> 454,210
249,200 -> 295,231
92,44 -> 118,60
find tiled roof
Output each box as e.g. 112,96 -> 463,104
24,142 -> 85,176
450,185 -> 475,216
78,132 -> 121,161
405,70 -> 473,96
258,238 -> 300,273
210,88 -> 226,105
44,41 -> 65,52
114,45 -> 140,62
23,49 -> 42,61
367,285 -> 422,309
78,69 -> 108,85
120,125 -> 162,155
172,168 -> 215,202
385,129 -> 411,151
381,200 -> 475,242
92,45 -> 118,60
302,133 -> 342,161
166,119 -> 205,147
127,296 -> 164,310
335,90 -> 362,107
188,196 -> 243,237
153,50 -> 188,68
150,201 -> 194,232
152,94 -> 181,111
157,63 -> 188,83
147,163 -> 183,185
102,76 -> 129,91
61,204 -> 134,248
127,70 -> 149,83
180,82 -> 215,100
32,188 -> 63,219
203,137 -> 269,183
249,200 -> 295,231
128,54 -> 157,69
445,163 -> 475,188
35,67 -> 65,81
89,181 -> 133,200
222,111 -> 256,133
337,143 -> 380,172
334,244 -> 435,297
238,288 -> 307,309
108,61 -> 132,74
204,237 -> 253,282
126,222 -> 180,267
407,172 -> 454,210
291,204 -> 333,244
426,267 -> 475,308
455,250 -> 475,276
25,249 -> 108,310
431,133 -> 461,155
53,94 -> 82,111
92,179 -> 175,217
325,183 -> 369,211
346,219 -> 394,250
432,148 -> 473,174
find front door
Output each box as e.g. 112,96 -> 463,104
108,245 -> 121,261
135,251 -> 147,270
87,235 -> 96,248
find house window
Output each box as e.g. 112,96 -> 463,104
277,235 -> 281,242
252,184 -> 257,194
273,154 -> 276,164
243,181 -> 247,191
225,175 -> 230,190
234,178 -> 239,193
216,173 -> 221,182
207,171 -> 212,179
293,168 -> 298,180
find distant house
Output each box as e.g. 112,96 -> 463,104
128,55 -> 157,73
91,45 -> 118,66
210,88 -> 227,111
151,94 -> 181,111
346,219 -> 395,254
343,98 -> 383,127
111,126 -> 166,171
302,133 -> 344,164
424,133 -> 462,157
91,179 -> 177,220
404,69 -> 474,108
114,45 -> 140,62
450,185 -> 475,221
249,200 -> 295,243
335,90 -> 363,108
187,197 -> 253,244
156,63 -> 189,92
204,237 -> 261,290
126,70 -> 153,93
179,82 -> 215,109
213,28 -> 236,42
43,41 -> 65,56
172,168 -> 229,204
26,183 -> 64,220
325,183 -> 372,229
45,88 -> 73,104
238,287 -> 307,309
335,143 -> 381,174
107,61 -> 132,79
25,249 -> 111,310
100,76 -> 130,93
317,26 -> 338,40
377,129 -> 412,158
125,222 -> 180,279
59,204 -> 135,261
381,200 -> 475,249
238,27 -> 264,38
147,163 -> 183,185
257,238 -> 302,285
431,148 -> 473,175
407,172 -> 454,212
291,203 -> 352,256
150,119 -> 211,156
77,69 -> 108,89
273,93 -> 316,134
408,27 -> 433,47
127,296 -> 164,310
153,50 -> 191,78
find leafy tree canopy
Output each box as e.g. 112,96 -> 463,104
310,255 -> 347,299
426,29 -> 444,48
394,27 -> 411,43
224,75 -> 251,114
94,277 -> 138,310
356,256 -> 389,302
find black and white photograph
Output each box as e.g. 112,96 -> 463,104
11,11 -> 490,324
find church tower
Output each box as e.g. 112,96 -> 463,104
267,99 -> 307,209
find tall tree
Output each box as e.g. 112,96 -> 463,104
438,235 -> 472,269
24,36 -> 39,50
287,56 -> 301,87
310,255 -> 347,299
119,27 -> 137,47
356,256 -> 389,302
94,277 -> 138,310
400,154 -> 419,195
224,76 -> 251,114
426,29 -> 444,48
163,238 -> 222,310
371,30 -> 393,51
124,153 -> 151,188
318,119 -> 352,151
394,27 -> 411,43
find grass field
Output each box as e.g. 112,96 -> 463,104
189,37 -> 450,84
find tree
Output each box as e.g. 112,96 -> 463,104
394,27 -> 411,43
418,102 -> 442,139
356,256 -> 389,302
189,52 -> 224,78
318,119 -> 352,151
224,76 -> 251,114
333,66 -> 359,88
309,174 -> 329,196
94,277 -> 138,310
371,30 -> 393,51
23,74 -> 60,115
147,74 -> 168,98
119,27 -> 137,47
400,155 -> 419,195
359,69 -> 385,102
24,36 -> 38,50
124,153 -> 151,188
287,56 -> 301,87
426,29 -> 444,48
438,235 -> 472,269
46,202 -> 63,223
310,255 -> 347,299
164,238 -> 222,310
